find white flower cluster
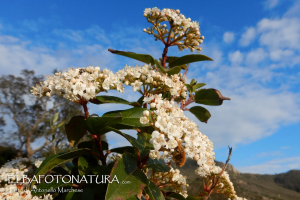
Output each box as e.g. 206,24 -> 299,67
143,7 -> 204,52
141,94 -> 215,177
0,184 -> 52,200
151,167 -> 188,197
0,158 -> 51,200
31,66 -> 123,102
31,65 -> 187,102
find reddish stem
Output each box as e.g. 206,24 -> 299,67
81,100 -> 106,166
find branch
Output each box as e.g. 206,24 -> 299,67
203,146 -> 233,200
31,137 -> 50,155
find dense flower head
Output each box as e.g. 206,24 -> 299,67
143,7 -> 204,53
31,64 -> 187,102
0,157 -> 51,200
0,157 -> 44,183
141,94 -> 215,177
151,167 -> 188,197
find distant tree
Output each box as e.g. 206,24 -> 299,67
0,70 -> 84,157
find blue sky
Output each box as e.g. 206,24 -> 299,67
0,0 -> 299,174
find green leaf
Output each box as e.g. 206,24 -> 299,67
194,89 -> 230,106
155,59 -> 181,75
86,114 -> 123,135
166,192 -> 187,200
66,191 -> 82,200
167,56 -> 187,69
65,116 -> 87,147
89,95 -> 141,107
105,153 -> 148,200
105,127 -> 140,149
53,112 -> 59,124
192,83 -> 206,91
56,120 -> 65,128
145,180 -> 165,200
110,146 -> 135,154
30,148 -> 91,189
146,158 -> 170,172
169,54 -> 213,67
189,106 -> 211,123
92,165 -> 110,176
78,155 -> 98,176
31,179 -> 72,197
78,140 -> 109,152
83,186 -> 95,200
164,66 -> 181,75
52,166 -> 69,176
108,49 -> 155,65
137,132 -> 153,158
155,59 -> 165,74
186,196 -> 202,200
102,107 -> 151,127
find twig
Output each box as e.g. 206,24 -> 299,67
203,146 -> 233,200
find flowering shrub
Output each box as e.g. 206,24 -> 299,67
2,7 -> 247,200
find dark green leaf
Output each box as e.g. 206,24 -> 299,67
52,166 -> 69,176
169,54 -> 213,67
89,95 -> 141,107
146,158 -> 170,172
110,146 -> 135,154
78,155 -> 98,176
66,191 -> 82,200
166,192 -> 186,200
186,196 -> 202,200
92,165 -> 110,176
30,148 -> 91,188
194,89 -> 230,106
65,116 -> 87,147
83,186 -> 95,200
137,132 -> 153,158
164,66 -> 181,75
102,107 -> 151,127
78,140 -> 109,152
189,106 -> 211,123
108,49 -> 155,65
145,180 -> 165,200
86,114 -> 123,135
137,96 -> 144,107
155,59 -> 165,74
105,127 -> 140,148
105,153 -> 148,200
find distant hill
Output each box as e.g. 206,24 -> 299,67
179,159 -> 300,200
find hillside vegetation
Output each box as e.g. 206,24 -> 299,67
180,159 -> 300,200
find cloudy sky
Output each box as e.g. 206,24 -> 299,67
1,0 -> 299,174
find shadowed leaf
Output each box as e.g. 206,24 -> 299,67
108,49 -> 155,65
65,116 -> 87,147
194,89 -> 230,106
169,54 -> 213,67
189,106 -> 211,123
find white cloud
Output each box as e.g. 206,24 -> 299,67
246,48 -> 267,64
236,157 -> 300,174
228,50 -> 243,64
263,0 -> 279,9
258,18 -> 300,51
239,27 -> 256,46
223,32 -> 235,44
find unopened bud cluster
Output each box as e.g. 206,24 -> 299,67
206,166 -> 247,200
143,7 -> 204,52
